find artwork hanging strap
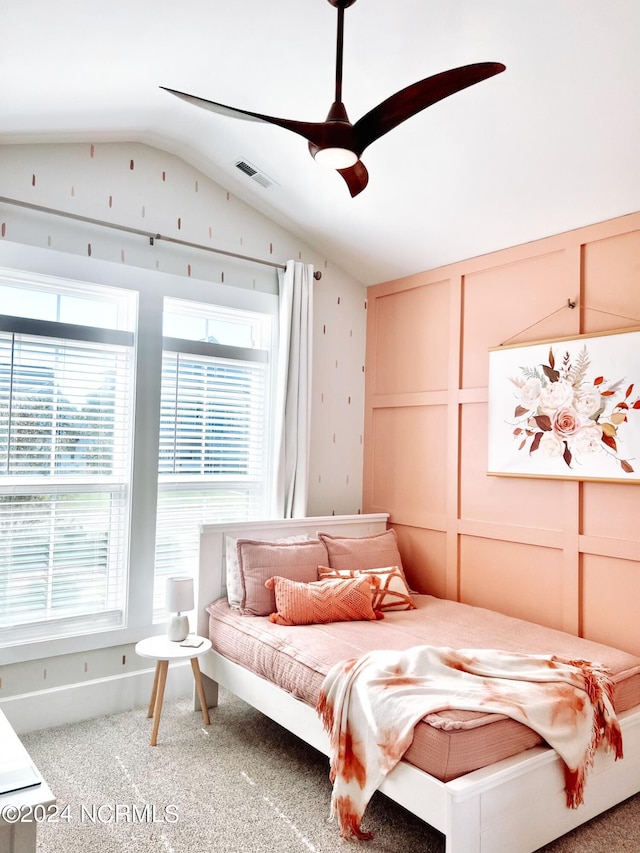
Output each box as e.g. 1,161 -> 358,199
500,301 -> 640,347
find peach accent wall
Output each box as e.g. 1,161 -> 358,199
364,212 -> 640,655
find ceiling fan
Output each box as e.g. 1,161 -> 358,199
161,0 -> 505,197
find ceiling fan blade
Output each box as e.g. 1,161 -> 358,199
337,160 -> 369,197
353,62 -> 506,153
160,86 -> 327,146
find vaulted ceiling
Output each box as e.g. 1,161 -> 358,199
2,1 -> 639,285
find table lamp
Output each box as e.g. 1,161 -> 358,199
166,575 -> 194,642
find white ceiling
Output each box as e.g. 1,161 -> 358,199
2,1 -> 639,286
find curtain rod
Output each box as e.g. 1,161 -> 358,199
0,195 -> 322,280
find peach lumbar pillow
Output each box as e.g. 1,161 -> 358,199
265,575 -> 383,626
317,566 -> 416,612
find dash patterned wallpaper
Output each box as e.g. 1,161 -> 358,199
0,141 -> 366,515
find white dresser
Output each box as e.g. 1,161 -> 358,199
0,709 -> 55,853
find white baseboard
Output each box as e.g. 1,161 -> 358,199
0,663 -> 193,734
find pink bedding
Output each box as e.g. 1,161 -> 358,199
207,594 -> 640,781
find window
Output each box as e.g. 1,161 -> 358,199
0,261 -> 277,658
0,276 -> 135,646
153,298 -> 272,616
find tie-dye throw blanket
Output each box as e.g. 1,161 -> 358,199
316,645 -> 623,840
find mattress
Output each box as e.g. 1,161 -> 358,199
207,594 -> 640,782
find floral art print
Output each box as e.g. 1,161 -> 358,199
488,330 -> 640,482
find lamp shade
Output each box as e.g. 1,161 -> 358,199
166,576 -> 194,614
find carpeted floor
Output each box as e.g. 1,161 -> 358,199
20,689 -> 639,853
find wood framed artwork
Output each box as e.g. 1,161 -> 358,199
488,327 -> 640,482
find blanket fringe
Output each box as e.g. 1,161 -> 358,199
564,765 -> 586,809
333,796 -> 374,841
560,657 -> 624,807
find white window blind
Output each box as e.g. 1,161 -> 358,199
0,313 -> 134,645
153,300 -> 272,617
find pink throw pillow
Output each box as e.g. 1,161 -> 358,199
317,528 -> 406,577
236,539 -> 329,616
265,575 -> 383,626
226,534 -> 309,609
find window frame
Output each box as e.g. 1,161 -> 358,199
0,243 -> 279,665
153,302 -> 273,619
0,317 -> 136,645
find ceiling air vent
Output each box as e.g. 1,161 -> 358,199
234,159 -> 277,190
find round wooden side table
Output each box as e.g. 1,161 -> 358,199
135,634 -> 212,746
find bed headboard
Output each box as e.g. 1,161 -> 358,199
196,513 -> 389,637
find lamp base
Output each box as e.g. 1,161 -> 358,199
167,613 -> 189,642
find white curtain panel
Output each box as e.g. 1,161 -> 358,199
272,260 -> 314,518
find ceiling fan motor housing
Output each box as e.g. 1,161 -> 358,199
308,99 -> 361,168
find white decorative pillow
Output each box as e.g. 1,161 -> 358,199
225,536 -> 243,608
318,566 -> 415,612
226,534 -> 309,609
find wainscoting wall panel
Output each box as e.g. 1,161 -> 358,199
372,279 -> 450,395
364,212 -> 640,655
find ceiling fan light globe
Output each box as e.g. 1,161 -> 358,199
313,147 -> 359,170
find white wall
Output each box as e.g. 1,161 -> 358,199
0,141 -> 368,729
0,141 -> 367,515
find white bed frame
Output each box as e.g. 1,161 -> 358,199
196,514 -> 640,853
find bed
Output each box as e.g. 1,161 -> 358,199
195,513 -> 640,853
